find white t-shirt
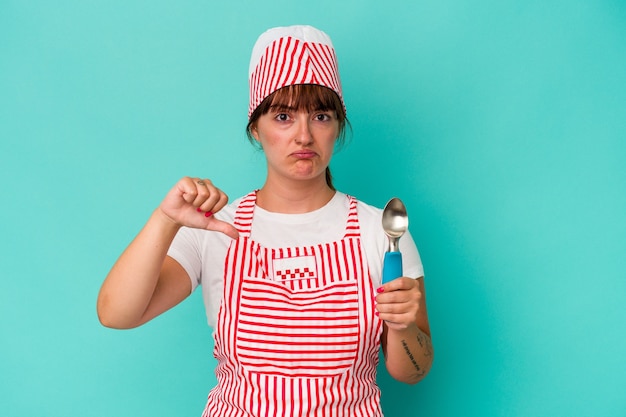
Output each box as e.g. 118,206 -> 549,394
168,191 -> 424,329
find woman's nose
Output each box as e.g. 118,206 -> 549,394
294,117 -> 314,145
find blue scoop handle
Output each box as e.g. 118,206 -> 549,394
382,251 -> 403,284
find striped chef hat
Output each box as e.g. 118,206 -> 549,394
248,25 -> 345,118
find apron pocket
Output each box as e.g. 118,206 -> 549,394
236,277 -> 360,378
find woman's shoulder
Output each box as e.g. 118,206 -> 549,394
331,192 -> 384,237
341,192 -> 383,221
355,197 -> 383,216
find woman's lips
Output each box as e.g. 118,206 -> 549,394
291,150 -> 317,159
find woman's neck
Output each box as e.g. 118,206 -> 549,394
256,177 -> 335,214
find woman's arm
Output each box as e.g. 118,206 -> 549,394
97,210 -> 190,329
97,177 -> 239,329
377,277 -> 434,384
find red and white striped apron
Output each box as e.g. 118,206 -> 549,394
202,191 -> 383,417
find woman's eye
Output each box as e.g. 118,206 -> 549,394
315,113 -> 332,121
275,113 -> 289,121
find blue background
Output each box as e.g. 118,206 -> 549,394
1,1 -> 625,416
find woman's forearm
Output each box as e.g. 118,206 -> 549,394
97,209 -> 181,328
383,324 -> 434,384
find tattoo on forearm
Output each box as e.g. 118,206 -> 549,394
416,330 -> 434,358
401,340 -> 422,373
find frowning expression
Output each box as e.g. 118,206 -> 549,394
250,106 -> 340,182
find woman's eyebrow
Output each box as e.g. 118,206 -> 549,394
269,104 -> 297,112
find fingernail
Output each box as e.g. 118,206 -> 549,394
376,287 -> 385,293
375,311 -> 380,317
197,208 -> 202,213
204,211 -> 213,217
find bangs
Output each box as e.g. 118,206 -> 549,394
246,83 -> 351,147
261,84 -> 344,116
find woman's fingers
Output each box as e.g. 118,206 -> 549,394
375,277 -> 421,327
176,177 -> 224,213
377,278 -> 421,303
197,182 -> 229,214
205,217 -> 240,240
184,178 -> 214,209
160,177 -> 239,239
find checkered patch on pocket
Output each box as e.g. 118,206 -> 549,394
273,255 -> 317,281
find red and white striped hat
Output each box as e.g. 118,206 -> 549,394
248,25 -> 345,118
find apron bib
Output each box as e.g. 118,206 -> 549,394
203,192 -> 382,417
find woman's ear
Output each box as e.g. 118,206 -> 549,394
249,124 -> 260,141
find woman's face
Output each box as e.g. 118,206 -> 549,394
250,106 -> 339,183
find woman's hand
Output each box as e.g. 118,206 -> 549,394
376,277 -> 433,384
375,277 -> 423,332
158,177 -> 239,239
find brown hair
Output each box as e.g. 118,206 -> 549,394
246,84 -> 350,190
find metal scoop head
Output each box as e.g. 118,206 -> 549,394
382,197 -> 408,252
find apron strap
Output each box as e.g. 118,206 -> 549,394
233,190 -> 258,237
343,195 -> 361,239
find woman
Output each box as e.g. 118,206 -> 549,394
97,25 -> 433,416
